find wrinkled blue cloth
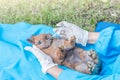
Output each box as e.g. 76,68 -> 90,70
0,22 -> 57,80
0,22 -> 120,80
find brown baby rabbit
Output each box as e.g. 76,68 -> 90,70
28,34 -> 101,74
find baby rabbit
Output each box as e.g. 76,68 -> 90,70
28,34 -> 101,74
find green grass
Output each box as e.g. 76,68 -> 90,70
0,0 -> 120,31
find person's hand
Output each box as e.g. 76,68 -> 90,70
24,45 -> 57,74
54,21 -> 88,46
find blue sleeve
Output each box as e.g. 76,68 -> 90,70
94,27 -> 115,57
58,69 -> 120,80
94,27 -> 120,64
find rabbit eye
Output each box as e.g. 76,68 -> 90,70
38,41 -> 41,44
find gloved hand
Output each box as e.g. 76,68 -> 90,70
53,21 -> 88,46
24,45 -> 57,74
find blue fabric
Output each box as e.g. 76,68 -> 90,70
0,22 -> 57,80
1,21 -> 120,80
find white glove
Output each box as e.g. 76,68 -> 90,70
53,21 -> 88,46
24,45 -> 57,74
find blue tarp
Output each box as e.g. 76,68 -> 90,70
0,22 -> 120,80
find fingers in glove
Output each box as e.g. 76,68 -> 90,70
24,46 -> 37,53
59,31 -> 67,39
53,28 -> 65,38
32,45 -> 47,55
24,46 -> 32,51
56,21 -> 66,27
32,45 -> 52,60
53,28 -> 59,32
24,46 -> 43,59
54,27 -> 66,34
